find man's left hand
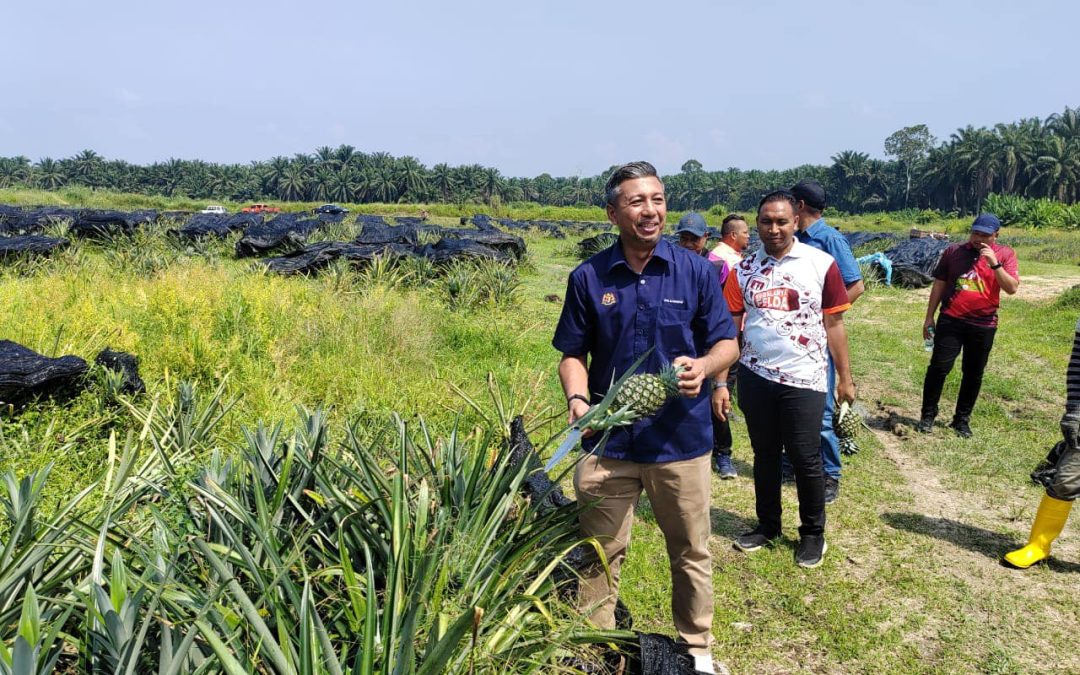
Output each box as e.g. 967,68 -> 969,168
977,243 -> 999,267
673,356 -> 707,398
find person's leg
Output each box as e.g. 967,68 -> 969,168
573,455 -> 642,628
953,323 -> 997,426
643,453 -> 713,658
738,369 -> 783,536
711,412 -> 736,477
779,385 -> 828,537
920,315 -> 964,426
1004,444 -> 1079,568
820,355 -> 842,494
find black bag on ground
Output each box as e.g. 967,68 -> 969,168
94,349 -> 145,395
0,340 -> 88,407
882,238 -> 952,288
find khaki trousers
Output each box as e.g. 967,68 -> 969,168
573,452 -> 714,655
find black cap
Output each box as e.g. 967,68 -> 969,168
791,180 -> 827,211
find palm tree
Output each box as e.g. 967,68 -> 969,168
34,158 -> 66,190
278,164 -> 310,201
430,163 -> 455,202
395,156 -> 428,201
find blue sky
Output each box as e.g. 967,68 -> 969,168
2,0 -> 1077,177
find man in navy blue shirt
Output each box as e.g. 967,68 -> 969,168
553,161 -> 738,672
790,180 -> 864,505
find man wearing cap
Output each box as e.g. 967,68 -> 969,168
790,180 -> 864,505
674,212 -> 740,479
917,213 -> 1019,437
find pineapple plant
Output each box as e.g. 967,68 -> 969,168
835,400 -> 863,455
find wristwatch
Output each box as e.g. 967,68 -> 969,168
711,380 -> 728,391
990,262 -> 1003,270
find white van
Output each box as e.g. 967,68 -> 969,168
200,205 -> 227,214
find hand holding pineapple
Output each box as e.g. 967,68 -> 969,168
673,355 -> 708,398
836,375 -> 857,405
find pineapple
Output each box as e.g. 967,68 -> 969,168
614,363 -> 685,417
835,400 -> 862,455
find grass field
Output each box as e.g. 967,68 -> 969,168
3,191 -> 1080,672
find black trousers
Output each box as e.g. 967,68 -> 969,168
921,313 -> 997,421
712,362 -> 738,457
738,368 -> 826,537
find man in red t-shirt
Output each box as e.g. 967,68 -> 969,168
917,213 -> 1020,437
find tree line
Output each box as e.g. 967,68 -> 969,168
0,106 -> 1077,214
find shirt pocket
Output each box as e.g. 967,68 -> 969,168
657,306 -> 695,359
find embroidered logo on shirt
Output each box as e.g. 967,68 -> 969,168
601,292 -> 616,306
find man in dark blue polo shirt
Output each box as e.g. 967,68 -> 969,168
790,180 -> 864,505
553,161 -> 738,673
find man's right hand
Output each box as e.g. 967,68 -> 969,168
922,318 -> 935,341
568,399 -> 596,437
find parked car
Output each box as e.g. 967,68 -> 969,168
313,203 -> 349,215
200,205 -> 228,215
241,203 -> 282,214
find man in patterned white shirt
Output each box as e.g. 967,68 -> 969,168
717,189 -> 856,568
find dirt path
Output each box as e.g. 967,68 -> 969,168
1011,274 -> 1080,301
863,410 -> 1080,668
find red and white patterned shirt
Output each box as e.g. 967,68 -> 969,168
724,241 -> 851,392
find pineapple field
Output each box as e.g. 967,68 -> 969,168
3,191 -> 1080,672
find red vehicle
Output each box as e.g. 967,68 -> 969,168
241,203 -> 282,214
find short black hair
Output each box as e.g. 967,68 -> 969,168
720,213 -> 747,236
604,161 -> 661,206
757,189 -> 798,213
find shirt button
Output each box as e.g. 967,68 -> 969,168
639,279 -> 646,285
638,304 -> 646,311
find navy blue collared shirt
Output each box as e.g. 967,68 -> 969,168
552,237 -> 736,463
796,218 -> 863,285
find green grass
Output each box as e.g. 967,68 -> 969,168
4,192 -> 1080,671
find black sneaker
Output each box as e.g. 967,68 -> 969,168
796,534 -> 828,568
950,418 -> 973,438
734,528 -> 779,553
915,416 -> 935,434
824,476 -> 840,505
714,453 -> 737,479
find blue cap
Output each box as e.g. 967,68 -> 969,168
675,212 -> 707,237
971,213 -> 1001,234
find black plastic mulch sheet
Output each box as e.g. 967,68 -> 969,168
262,242 -> 413,275
434,228 -> 526,259
94,348 -> 146,395
356,214 -> 389,227
69,209 -> 158,238
235,217 -> 324,257
356,222 -> 418,247
578,232 -> 619,258
415,238 -> 512,265
0,235 -> 70,257
315,211 -> 347,224
172,212 -> 262,239
497,217 -> 567,239
882,238 -> 952,288
0,340 -> 88,407
844,231 -> 897,250
1,207 -> 81,236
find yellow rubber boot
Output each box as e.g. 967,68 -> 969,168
1003,495 -> 1073,569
